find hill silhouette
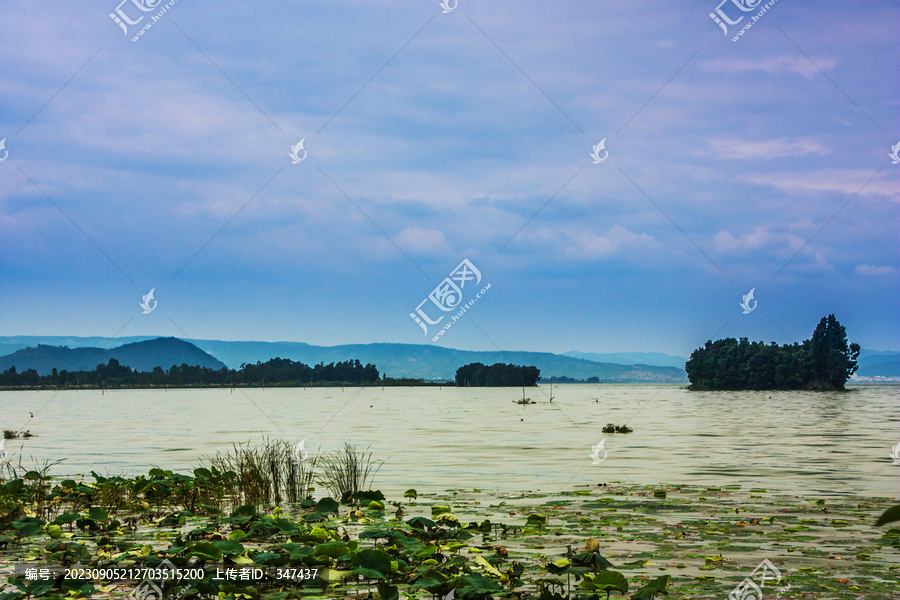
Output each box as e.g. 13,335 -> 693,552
0,337 -> 225,375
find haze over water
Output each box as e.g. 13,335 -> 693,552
2,384 -> 897,498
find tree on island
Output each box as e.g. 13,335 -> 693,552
686,314 -> 859,391
455,363 -> 540,387
808,314 -> 860,389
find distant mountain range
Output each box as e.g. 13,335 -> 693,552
0,336 -> 896,383
0,338 -> 225,376
189,341 -> 688,382
563,351 -> 689,369
0,336 -> 686,383
855,349 -> 900,379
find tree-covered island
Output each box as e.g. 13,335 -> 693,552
686,314 -> 860,391
455,363 -> 541,386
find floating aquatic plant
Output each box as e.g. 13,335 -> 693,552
581,570 -> 629,600
0,454 -> 895,600
602,423 -> 633,434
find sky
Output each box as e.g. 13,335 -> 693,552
0,0 -> 897,357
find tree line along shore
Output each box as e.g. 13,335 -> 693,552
0,359 -> 538,390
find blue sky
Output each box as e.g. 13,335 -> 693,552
0,1 -> 897,356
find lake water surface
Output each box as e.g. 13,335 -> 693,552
1,384 -> 897,498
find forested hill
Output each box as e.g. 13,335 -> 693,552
0,338 -> 225,375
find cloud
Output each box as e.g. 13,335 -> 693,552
714,227 -> 840,273
742,169 -> 898,200
708,138 -> 826,159
703,55 -> 836,79
714,228 -> 803,254
855,264 -> 897,276
394,227 -> 449,255
530,225 -> 657,260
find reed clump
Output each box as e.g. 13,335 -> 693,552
1,456 -> 66,522
210,438 -> 315,508
317,442 -> 382,500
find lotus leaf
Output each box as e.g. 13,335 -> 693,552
378,582 -> 399,600
526,513 -> 548,528
408,516 -> 436,529
876,505 -> 900,526
583,571 -> 629,597
11,518 -> 43,537
457,573 -> 503,598
315,497 -> 340,514
187,541 -> 223,561
353,548 -> 393,580
315,541 -> 350,558
213,539 -> 245,555
87,507 -> 108,521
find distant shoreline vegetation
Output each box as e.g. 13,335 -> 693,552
686,314 -> 860,391
0,358 -> 445,390
455,362 -> 540,386
541,375 -> 602,384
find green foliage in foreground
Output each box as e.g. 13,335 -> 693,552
0,466 -> 674,600
686,314 -> 860,390
456,363 -> 541,387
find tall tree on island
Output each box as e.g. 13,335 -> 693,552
807,314 -> 860,390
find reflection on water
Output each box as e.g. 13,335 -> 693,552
1,384 -> 897,497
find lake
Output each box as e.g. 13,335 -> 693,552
1,384 -> 897,498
